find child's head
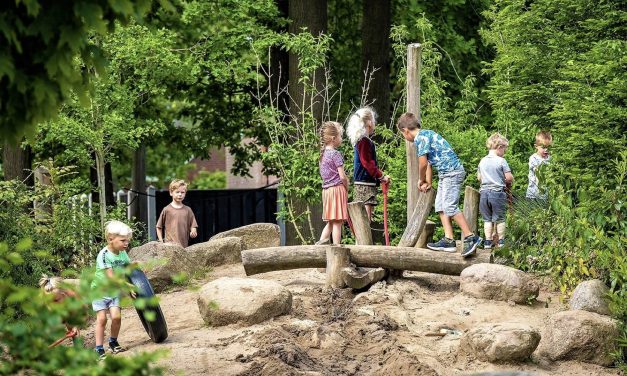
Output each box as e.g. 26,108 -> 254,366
534,130 -> 552,158
39,274 -> 67,301
104,220 -> 132,251
486,132 -> 509,157
169,179 -> 188,202
396,112 -> 421,141
346,107 -> 376,146
320,121 -> 343,151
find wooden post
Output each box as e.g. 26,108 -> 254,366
416,220 -> 435,248
461,186 -> 480,240
326,246 -> 350,288
347,202 -> 373,245
406,43 -> 422,220
398,189 -> 435,247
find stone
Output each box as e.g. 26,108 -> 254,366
197,277 -> 292,326
537,310 -> 620,366
460,263 -> 539,304
128,241 -> 187,292
209,223 -> 280,250
184,236 -> 243,267
461,323 -> 540,362
569,279 -> 611,316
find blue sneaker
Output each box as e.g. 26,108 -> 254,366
462,235 -> 482,258
483,240 -> 493,250
498,239 -> 505,248
427,237 -> 457,252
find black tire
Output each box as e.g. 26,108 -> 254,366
127,269 -> 168,343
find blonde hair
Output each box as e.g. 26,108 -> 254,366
396,112 -> 421,130
319,121 -> 343,159
486,132 -> 509,150
169,179 -> 187,193
104,220 -> 133,240
535,131 -> 552,146
346,107 -> 376,146
39,274 -> 63,294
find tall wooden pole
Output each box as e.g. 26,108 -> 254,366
406,44 -> 422,220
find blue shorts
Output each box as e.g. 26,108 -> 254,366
92,296 -> 120,312
480,190 -> 508,222
435,169 -> 465,217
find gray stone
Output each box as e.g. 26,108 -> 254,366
460,263 -> 539,304
569,279 -> 611,316
209,223 -> 280,250
128,241 -> 187,292
197,277 -> 292,326
461,323 -> 540,362
537,310 -> 620,366
184,236 -> 243,267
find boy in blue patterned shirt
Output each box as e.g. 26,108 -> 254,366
397,112 -> 482,257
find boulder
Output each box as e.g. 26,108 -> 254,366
209,223 -> 280,250
460,263 -> 539,304
537,310 -> 620,366
569,279 -> 611,316
460,323 -> 540,362
197,277 -> 291,326
128,241 -> 188,292
184,236 -> 243,267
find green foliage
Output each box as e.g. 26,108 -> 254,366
0,0 -> 154,142
0,242 -> 165,375
190,170 -> 227,190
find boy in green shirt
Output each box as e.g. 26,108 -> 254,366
91,220 -> 136,360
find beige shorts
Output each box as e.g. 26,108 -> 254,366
353,184 -> 378,206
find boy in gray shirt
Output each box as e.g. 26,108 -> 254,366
477,133 -> 514,249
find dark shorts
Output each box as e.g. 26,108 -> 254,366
353,184 -> 378,206
480,190 -> 508,223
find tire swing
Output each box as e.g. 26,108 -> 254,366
128,269 -> 168,343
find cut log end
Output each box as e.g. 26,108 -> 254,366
341,266 -> 387,289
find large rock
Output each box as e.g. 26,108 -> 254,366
460,264 -> 539,304
209,223 -> 280,250
128,241 -> 188,292
184,236 -> 243,266
569,279 -> 611,316
461,323 -> 540,362
197,277 -> 291,326
537,310 -> 620,366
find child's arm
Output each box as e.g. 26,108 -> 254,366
505,172 -> 514,184
418,155 -> 432,192
190,210 -> 198,238
337,166 -> 349,191
477,171 -> 482,182
156,210 -> 165,242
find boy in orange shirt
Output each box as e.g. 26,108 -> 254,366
156,179 -> 198,247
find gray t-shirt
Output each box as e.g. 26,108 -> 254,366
478,154 -> 511,192
526,153 -> 550,199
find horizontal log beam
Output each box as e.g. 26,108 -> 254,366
242,245 -> 491,276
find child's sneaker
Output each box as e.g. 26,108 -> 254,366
108,340 -> 126,354
483,240 -> 493,250
95,348 -> 106,361
427,237 -> 456,252
462,235 -> 482,258
498,239 -> 505,248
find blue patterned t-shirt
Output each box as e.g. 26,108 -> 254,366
414,130 -> 462,173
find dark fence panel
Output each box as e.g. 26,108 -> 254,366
155,189 -> 278,245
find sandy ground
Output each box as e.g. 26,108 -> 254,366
80,264 -> 621,376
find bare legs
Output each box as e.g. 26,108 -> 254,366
95,307 -> 122,347
319,220 -> 344,244
439,212 -> 473,239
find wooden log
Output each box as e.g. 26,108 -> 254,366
416,220 -> 435,248
398,189 -> 436,247
406,43 -> 422,220
461,186 -> 480,241
326,246 -> 350,288
347,202 -> 373,245
241,245 -> 326,275
341,267 -> 387,289
241,244 -> 491,276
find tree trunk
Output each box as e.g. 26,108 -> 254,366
130,143 -> 147,227
2,140 -> 33,185
94,148 -> 107,232
398,189 -> 436,247
270,0 -> 290,116
361,0 -> 391,125
461,186 -> 480,241
406,44 -> 422,220
347,202 -> 372,245
90,152 -> 115,207
326,246 -> 349,288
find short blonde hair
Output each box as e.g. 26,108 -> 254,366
486,132 -> 509,150
535,131 -> 552,146
169,179 -> 187,193
104,220 -> 133,240
39,274 -> 63,294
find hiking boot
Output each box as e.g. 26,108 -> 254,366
427,237 -> 456,252
108,340 -> 126,354
498,239 -> 505,248
95,348 -> 106,361
483,240 -> 493,250
462,235 -> 483,258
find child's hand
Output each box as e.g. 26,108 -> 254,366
418,180 -> 431,192
190,228 -> 198,238
381,175 -> 391,183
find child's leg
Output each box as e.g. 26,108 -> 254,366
319,222 -> 332,242
109,307 -> 122,339
496,222 -> 506,240
452,212 -> 473,238
484,222 -> 494,241
330,220 -> 343,244
439,212 -> 455,239
95,310 -> 107,347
